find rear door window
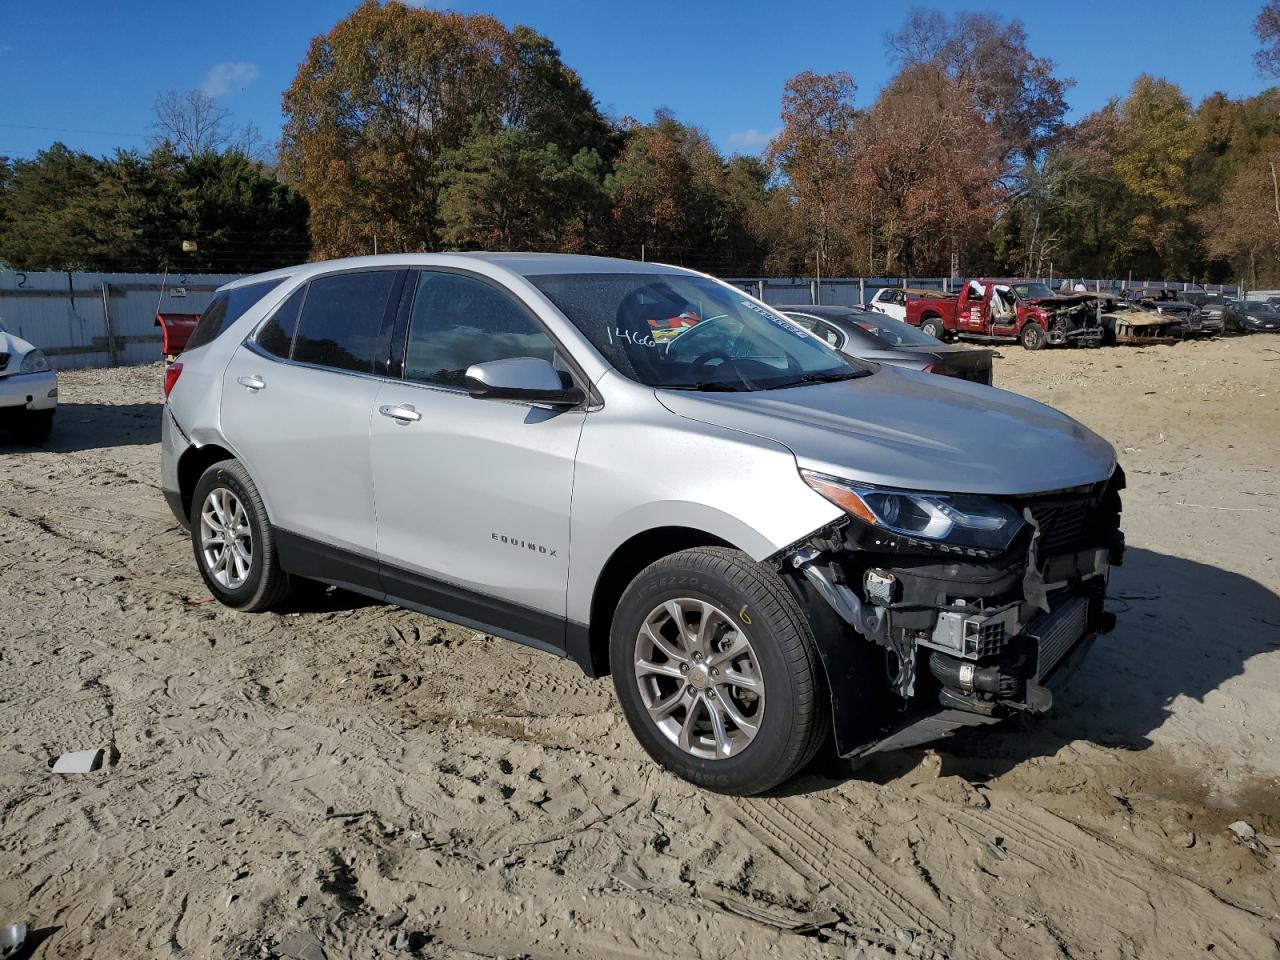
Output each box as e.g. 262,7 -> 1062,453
185,278 -> 286,352
292,270 -> 399,374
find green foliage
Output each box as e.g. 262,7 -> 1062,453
0,143 -> 309,273
437,127 -> 608,251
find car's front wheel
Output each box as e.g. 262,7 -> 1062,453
610,547 -> 828,795
1020,321 -> 1046,350
191,460 -> 292,611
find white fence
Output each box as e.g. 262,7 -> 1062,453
0,271 -> 241,370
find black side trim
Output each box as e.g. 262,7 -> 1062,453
273,527 -> 571,660
275,528 -> 382,595
379,564 -> 567,657
565,622 -> 599,677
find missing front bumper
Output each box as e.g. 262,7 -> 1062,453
845,599 -> 1101,759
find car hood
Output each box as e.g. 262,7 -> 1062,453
1027,294 -> 1096,308
656,366 -> 1115,495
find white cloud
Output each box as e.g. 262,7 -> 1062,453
725,128 -> 778,153
201,61 -> 259,98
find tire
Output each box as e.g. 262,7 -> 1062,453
920,317 -> 945,341
190,459 -> 292,612
609,546 -> 828,795
9,410 -> 54,444
1020,322 -> 1046,350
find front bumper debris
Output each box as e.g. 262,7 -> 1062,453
781,469 -> 1124,759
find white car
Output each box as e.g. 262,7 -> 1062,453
867,287 -> 908,321
0,319 -> 57,443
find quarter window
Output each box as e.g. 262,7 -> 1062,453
185,278 -> 286,352
292,271 -> 398,374
404,272 -> 555,388
256,286 -> 306,359
813,322 -> 842,347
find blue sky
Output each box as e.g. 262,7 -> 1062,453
0,0 -> 1270,160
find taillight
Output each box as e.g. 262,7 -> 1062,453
923,362 -> 947,375
163,361 -> 183,398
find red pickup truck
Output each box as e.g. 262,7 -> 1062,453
905,279 -> 1103,350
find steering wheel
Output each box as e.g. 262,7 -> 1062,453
689,350 -> 731,378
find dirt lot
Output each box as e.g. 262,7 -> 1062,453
2,339 -> 1279,960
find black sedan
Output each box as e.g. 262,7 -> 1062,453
1223,300 -> 1280,333
780,304 -> 996,385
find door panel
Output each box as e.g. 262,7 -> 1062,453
221,346 -> 383,557
959,283 -> 989,333
369,269 -> 585,636
370,381 -> 584,625
216,268 -> 402,560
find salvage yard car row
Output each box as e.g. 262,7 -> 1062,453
865,279 -> 1272,349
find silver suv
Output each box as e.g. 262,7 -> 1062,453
161,254 -> 1124,795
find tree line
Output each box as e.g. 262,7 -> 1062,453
2,1 -> 1279,284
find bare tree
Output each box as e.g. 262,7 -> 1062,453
151,89 -> 261,157
1256,2 -> 1280,78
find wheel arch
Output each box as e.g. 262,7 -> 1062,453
574,526 -> 736,677
177,443 -> 238,522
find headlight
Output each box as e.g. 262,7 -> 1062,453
801,470 -> 1025,554
20,349 -> 50,374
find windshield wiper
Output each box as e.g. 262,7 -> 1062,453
766,370 -> 871,389
657,381 -> 744,392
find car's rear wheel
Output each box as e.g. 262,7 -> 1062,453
191,460 -> 292,611
8,410 -> 54,444
1020,322 -> 1046,350
609,547 -> 827,795
920,317 -> 945,341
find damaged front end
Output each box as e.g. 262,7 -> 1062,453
1033,296 -> 1104,347
776,468 -> 1125,758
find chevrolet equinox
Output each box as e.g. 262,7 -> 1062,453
161,254 -> 1124,795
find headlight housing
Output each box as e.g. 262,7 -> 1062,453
802,470 -> 1025,555
19,349 -> 50,374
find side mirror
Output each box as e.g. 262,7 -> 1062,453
464,357 -> 585,408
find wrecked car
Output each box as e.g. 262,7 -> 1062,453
906,279 -> 1104,350
1126,289 -> 1206,338
161,254 -> 1124,795
1097,296 -> 1180,346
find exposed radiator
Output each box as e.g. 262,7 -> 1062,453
1030,596 -> 1088,679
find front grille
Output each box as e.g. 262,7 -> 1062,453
1029,498 -> 1091,554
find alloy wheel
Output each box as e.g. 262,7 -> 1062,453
633,598 -> 766,760
199,487 -> 253,589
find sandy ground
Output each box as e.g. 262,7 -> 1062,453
1,339 -> 1279,960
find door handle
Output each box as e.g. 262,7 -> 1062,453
237,375 -> 266,392
378,403 -> 421,424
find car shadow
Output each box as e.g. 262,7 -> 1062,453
0,402 -> 162,454
784,546 -> 1280,794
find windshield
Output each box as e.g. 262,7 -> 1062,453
1250,303 -> 1280,317
848,313 -> 944,348
1011,282 -> 1055,300
531,273 -> 871,391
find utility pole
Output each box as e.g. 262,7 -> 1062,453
815,246 -> 821,305
373,234 -> 379,256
